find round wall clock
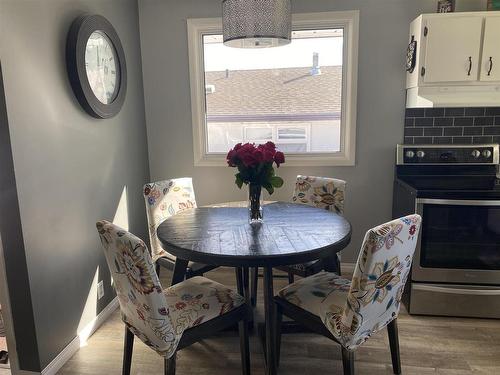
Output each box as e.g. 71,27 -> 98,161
66,15 -> 127,119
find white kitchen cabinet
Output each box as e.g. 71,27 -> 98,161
423,16 -> 483,84
480,16 -> 500,82
406,12 -> 500,108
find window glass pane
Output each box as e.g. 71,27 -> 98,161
277,143 -> 308,153
203,29 -> 343,154
278,127 -> 306,140
245,127 -> 273,141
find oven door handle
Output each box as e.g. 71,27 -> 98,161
413,284 -> 500,296
416,198 -> 500,206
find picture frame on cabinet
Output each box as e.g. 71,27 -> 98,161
437,0 -> 455,13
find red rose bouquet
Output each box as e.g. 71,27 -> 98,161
226,141 -> 285,223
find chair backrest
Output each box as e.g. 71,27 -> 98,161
292,175 -> 346,214
321,214 -> 422,350
96,220 -> 180,356
143,178 -> 197,262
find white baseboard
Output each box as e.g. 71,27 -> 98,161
40,298 -> 118,375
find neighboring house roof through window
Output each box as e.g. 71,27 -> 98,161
205,66 -> 342,123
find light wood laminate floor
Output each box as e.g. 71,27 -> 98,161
58,268 -> 500,375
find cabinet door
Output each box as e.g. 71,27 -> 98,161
480,17 -> 500,82
423,16 -> 483,84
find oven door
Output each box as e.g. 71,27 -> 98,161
413,198 -> 500,284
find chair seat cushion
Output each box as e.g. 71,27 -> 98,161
164,276 -> 245,332
278,271 -> 350,317
124,276 -> 244,357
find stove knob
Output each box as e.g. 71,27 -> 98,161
471,150 -> 481,158
482,149 -> 492,158
416,150 -> 425,158
405,150 -> 415,158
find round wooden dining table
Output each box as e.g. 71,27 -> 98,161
157,201 -> 352,375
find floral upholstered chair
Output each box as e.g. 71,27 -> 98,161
96,221 -> 250,375
275,215 -> 422,375
143,177 -> 216,277
281,175 -> 347,281
292,175 -> 346,214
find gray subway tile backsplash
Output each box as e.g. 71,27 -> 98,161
454,117 -> 474,126
424,127 -> 443,136
414,117 -> 434,126
444,127 -> 462,136
484,127 -> 500,135
473,117 -> 494,126
434,117 -> 454,126
463,127 -> 482,136
404,107 -> 500,145
445,107 -> 465,117
465,107 -> 486,117
424,108 -> 444,117
486,108 -> 500,116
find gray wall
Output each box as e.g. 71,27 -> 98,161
0,0 -> 149,370
0,62 -> 40,371
138,0 -> 436,262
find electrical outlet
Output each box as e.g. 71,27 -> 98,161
97,281 -> 104,300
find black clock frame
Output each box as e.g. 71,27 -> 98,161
66,15 -> 127,119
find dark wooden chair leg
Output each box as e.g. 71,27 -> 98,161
236,267 -> 244,294
250,267 -> 258,307
263,267 -> 277,375
388,319 -> 402,374
243,267 -> 250,302
287,272 -> 294,284
238,316 -> 251,375
335,254 -> 342,276
155,263 -> 161,277
275,305 -> 283,368
122,326 -> 134,375
341,347 -> 355,375
164,354 -> 176,375
171,258 -> 188,286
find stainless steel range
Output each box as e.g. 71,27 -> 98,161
393,144 -> 500,318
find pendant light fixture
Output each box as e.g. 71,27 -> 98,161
222,0 -> 292,48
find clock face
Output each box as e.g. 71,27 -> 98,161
85,31 -> 119,104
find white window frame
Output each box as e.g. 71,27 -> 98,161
187,11 -> 359,166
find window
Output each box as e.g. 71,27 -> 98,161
188,11 -> 359,166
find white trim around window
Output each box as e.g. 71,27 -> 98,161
187,11 -> 359,167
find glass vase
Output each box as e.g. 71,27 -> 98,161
248,183 -> 263,224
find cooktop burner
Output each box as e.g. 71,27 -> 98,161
395,144 -> 500,199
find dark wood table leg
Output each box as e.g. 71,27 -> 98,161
263,266 -> 277,375
236,268 -> 244,295
171,258 -> 189,286
323,253 -> 341,274
242,267 -> 250,304
250,267 -> 258,307
233,267 -> 253,332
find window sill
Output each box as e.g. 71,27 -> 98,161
194,153 -> 355,167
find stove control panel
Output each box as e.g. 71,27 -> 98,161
397,144 -> 499,165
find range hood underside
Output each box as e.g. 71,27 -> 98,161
406,86 -> 500,108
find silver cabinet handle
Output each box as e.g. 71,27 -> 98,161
413,284 -> 500,296
488,57 -> 493,76
467,56 -> 472,76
